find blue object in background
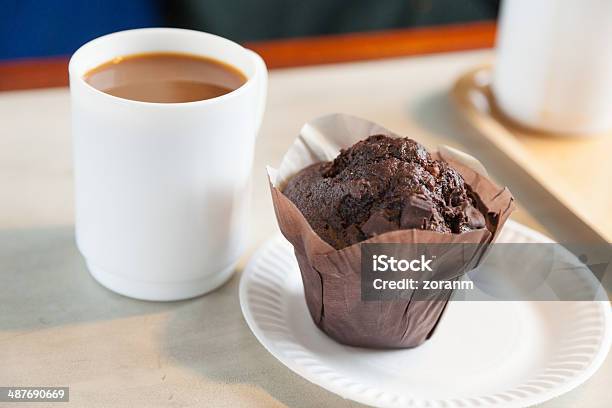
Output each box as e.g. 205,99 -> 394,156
0,0 -> 162,60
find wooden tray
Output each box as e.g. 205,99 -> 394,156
452,65 -> 611,244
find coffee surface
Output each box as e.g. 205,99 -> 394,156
84,52 -> 246,103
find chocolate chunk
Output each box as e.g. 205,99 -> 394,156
464,204 -> 486,229
401,195 -> 433,229
361,210 -> 398,237
426,163 -> 441,177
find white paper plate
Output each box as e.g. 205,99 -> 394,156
240,221 -> 611,408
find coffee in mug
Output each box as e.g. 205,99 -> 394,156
84,52 -> 247,103
69,28 -> 267,301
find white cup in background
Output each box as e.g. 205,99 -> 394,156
493,0 -> 612,135
69,28 -> 267,301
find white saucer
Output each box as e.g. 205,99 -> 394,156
239,221 -> 611,407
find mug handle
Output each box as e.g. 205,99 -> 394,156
248,50 -> 268,137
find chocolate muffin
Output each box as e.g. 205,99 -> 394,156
270,116 -> 515,349
283,135 -> 486,249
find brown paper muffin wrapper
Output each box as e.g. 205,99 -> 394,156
268,114 -> 514,348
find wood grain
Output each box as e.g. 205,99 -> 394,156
0,22 -> 495,92
247,21 -> 496,68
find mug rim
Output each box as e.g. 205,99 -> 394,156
69,27 -> 262,108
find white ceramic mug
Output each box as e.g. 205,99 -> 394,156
69,28 -> 267,301
493,0 -> 612,135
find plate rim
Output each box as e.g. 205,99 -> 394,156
240,220 -> 611,407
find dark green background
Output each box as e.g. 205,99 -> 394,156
167,0 -> 499,42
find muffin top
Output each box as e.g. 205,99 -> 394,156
283,135 -> 486,249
